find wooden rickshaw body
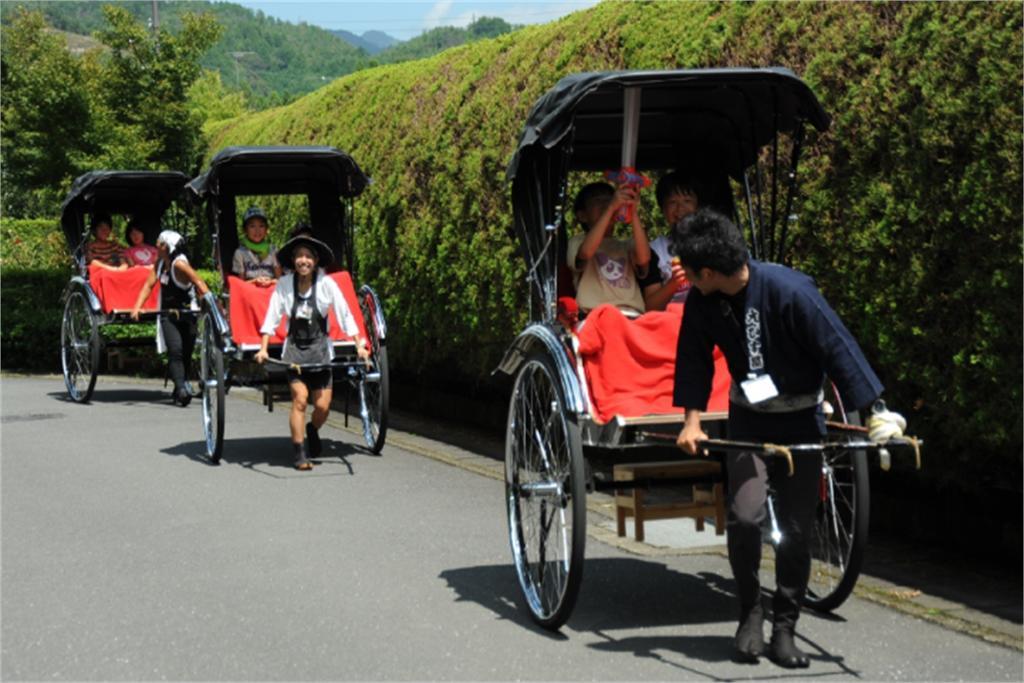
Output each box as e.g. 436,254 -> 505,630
58,170 -> 191,402
186,146 -> 390,460
495,68 -> 901,630
499,67 -> 829,447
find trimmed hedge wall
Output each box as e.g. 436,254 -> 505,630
203,0 -> 1022,491
3,3 -> 1021,552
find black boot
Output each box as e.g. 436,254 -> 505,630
293,442 -> 313,471
734,603 -> 765,663
306,422 -> 322,458
174,385 -> 192,407
768,627 -> 810,669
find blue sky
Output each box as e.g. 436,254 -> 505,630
232,0 -> 601,40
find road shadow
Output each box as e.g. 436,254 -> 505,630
440,558 -> 735,633
160,435 -> 361,478
47,387 -> 173,406
441,559 -> 856,676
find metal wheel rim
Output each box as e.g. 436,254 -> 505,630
506,359 -> 576,621
61,292 -> 94,400
806,451 -> 857,599
200,319 -> 221,458
361,360 -> 383,446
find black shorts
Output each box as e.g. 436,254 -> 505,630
287,367 -> 332,391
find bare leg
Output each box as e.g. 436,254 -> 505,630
310,386 -> 332,429
289,380 -> 309,444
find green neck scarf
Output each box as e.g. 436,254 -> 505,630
241,234 -> 270,258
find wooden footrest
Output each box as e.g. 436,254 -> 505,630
613,460 -> 726,543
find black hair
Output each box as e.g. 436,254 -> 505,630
670,208 -> 748,276
655,171 -> 702,209
290,221 -> 314,238
572,182 -> 614,216
90,214 -> 113,233
124,219 -> 143,243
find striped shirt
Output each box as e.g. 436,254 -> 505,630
86,239 -> 125,266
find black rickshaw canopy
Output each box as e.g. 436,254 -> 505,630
187,146 -> 369,202
507,67 -> 830,180
60,170 -> 189,255
187,146 -> 371,277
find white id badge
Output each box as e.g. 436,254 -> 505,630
741,374 -> 779,404
296,301 -> 313,320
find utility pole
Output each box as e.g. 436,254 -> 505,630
150,0 -> 160,34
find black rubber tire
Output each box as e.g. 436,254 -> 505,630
61,290 -> 100,403
200,313 -> 226,463
802,385 -> 870,611
360,346 -> 389,453
505,352 -> 586,630
358,287 -> 389,454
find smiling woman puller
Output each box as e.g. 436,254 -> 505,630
131,230 -> 211,406
671,209 -> 907,668
255,234 -> 371,470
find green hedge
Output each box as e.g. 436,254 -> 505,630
3,3 -> 1021,501
202,0 -> 1022,491
1,217 -> 71,270
0,256 -> 221,371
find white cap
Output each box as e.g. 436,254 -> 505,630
156,230 -> 184,252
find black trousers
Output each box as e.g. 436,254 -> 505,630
725,402 -> 825,630
160,314 -> 196,392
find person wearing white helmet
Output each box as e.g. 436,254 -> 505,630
130,230 -> 211,406
672,209 -> 906,669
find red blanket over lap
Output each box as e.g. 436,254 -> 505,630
576,303 -> 731,423
88,264 -> 159,313
227,273 -> 369,346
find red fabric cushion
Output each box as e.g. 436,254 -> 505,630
227,273 -> 369,346
576,303 -> 731,423
88,264 -> 159,313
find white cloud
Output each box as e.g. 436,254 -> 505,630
423,0 -> 455,30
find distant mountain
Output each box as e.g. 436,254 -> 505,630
332,28 -> 398,55
1,1 -> 370,105
376,16 -> 517,64
361,30 -> 399,52
1,3 -> 518,105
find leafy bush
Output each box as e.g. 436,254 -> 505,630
203,2 -> 1022,500
0,217 -> 70,270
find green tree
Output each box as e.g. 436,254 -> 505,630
187,68 -> 249,129
94,4 -> 222,173
0,8 -> 91,215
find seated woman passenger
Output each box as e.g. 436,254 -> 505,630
566,182 -> 650,318
232,206 -> 281,287
85,214 -> 128,271
641,171 -> 702,311
122,220 -> 160,267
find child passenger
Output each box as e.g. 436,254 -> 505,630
85,214 -> 128,271
254,234 -> 370,470
566,182 -> 651,318
123,220 -> 160,267
641,172 -> 702,311
232,206 -> 281,287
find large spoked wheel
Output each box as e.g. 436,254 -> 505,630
358,286 -> 389,454
505,352 -> 586,630
803,384 -> 870,611
60,290 -> 100,403
199,312 -> 226,463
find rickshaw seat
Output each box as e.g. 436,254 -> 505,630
575,303 -> 730,424
226,273 -> 369,348
88,264 -> 160,313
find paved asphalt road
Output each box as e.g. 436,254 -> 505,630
2,376 -> 1020,681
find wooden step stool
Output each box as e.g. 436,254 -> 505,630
614,460 -> 726,543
